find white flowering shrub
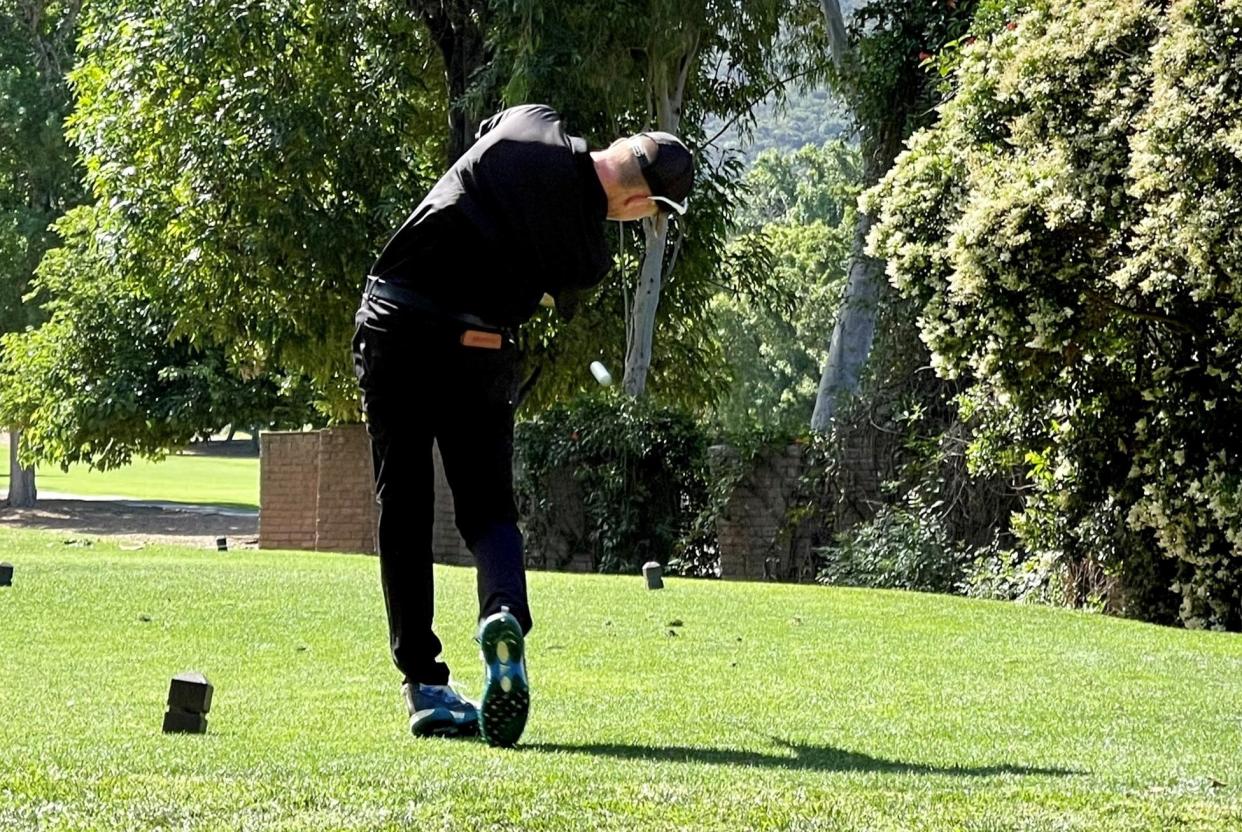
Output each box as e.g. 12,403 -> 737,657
866,0 -> 1242,629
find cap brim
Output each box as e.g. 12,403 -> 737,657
650,195 -> 688,216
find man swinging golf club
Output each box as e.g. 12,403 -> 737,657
352,104 -> 694,746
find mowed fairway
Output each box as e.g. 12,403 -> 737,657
0,435 -> 259,509
0,527 -> 1239,831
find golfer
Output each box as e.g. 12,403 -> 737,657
352,104 -> 693,746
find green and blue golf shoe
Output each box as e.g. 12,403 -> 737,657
477,608 -> 530,747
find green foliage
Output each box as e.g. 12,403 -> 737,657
0,204 -> 317,470
490,0 -> 802,410
828,0 -> 981,166
867,0 -> 1242,629
66,0 -> 445,419
514,393 -> 713,575
736,141 -> 861,229
712,142 -> 859,435
817,503 -> 967,594
0,0 -> 83,337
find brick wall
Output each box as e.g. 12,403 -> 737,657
430,442 -> 473,567
259,432 -> 319,550
710,432 -> 896,584
259,427 -> 470,563
711,444 -> 816,582
314,425 -> 378,553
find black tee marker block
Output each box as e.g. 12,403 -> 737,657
168,672 -> 214,713
162,710 -> 208,734
642,561 -> 664,590
0,563 -> 12,587
163,672 -> 213,734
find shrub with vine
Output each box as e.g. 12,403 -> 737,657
514,393 -> 713,575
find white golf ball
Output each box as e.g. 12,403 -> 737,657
589,361 -> 613,386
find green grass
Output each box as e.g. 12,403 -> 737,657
0,527 -> 1239,831
0,435 -> 258,509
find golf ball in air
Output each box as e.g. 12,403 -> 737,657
590,361 -> 613,386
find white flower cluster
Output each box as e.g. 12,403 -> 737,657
865,0 -> 1242,628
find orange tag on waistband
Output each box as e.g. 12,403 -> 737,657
461,330 -> 503,350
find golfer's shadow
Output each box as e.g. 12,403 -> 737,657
527,735 -> 1078,777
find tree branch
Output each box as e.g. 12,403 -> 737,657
1080,287 -> 1196,337
703,61 -> 831,149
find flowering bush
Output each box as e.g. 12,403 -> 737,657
866,0 -> 1242,629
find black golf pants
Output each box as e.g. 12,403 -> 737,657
352,295 -> 532,686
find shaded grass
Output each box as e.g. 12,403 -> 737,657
0,527 -> 1239,830
0,435 -> 258,508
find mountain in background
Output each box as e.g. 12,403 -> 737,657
707,0 -> 863,163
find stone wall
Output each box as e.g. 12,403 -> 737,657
710,431 -> 897,583
261,430 -> 890,583
259,426 -> 470,562
314,426 -> 378,553
712,444 -> 817,582
430,441 -> 473,567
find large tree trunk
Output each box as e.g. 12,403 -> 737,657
411,0 -> 492,163
810,0 -> 904,432
818,0 -> 849,69
620,37 -> 696,398
7,430 -> 36,507
810,128 -> 906,432
623,216 -> 670,396
810,205 -> 884,431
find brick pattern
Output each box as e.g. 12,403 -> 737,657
711,433 -> 895,584
430,442 -> 473,566
258,428 -> 470,563
259,432 -> 320,550
522,465 -> 595,573
315,425 -> 379,553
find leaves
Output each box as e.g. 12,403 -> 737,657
867,0 -> 1242,630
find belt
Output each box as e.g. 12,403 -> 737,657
363,276 -> 504,332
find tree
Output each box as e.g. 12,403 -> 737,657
492,0 -> 797,404
0,203 -> 318,469
63,0 -> 446,422
867,0 -> 1242,629
712,142 -> 858,435
408,0 -> 494,163
808,0 -> 978,431
0,0 -> 83,505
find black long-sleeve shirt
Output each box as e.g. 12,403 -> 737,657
369,104 -> 611,328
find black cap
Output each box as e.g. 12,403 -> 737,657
631,132 -> 694,213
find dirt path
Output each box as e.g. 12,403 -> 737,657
0,499 -> 259,550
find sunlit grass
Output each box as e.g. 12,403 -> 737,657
0,527 -> 1239,831
0,435 -> 258,509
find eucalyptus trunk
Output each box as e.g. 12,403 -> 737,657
809,0 -> 908,432
7,430 -> 36,507
620,34 -> 696,398
810,205 -> 884,431
622,215 -> 670,396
